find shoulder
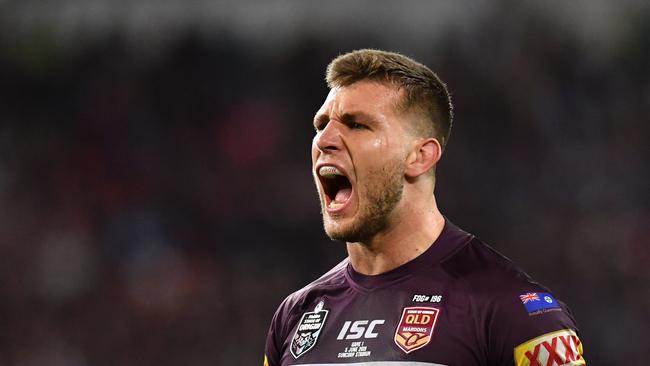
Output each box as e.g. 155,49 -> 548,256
440,235 -> 569,315
441,236 -> 537,294
440,235 -> 585,364
271,258 -> 349,327
265,258 -> 350,361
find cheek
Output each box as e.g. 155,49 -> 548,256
361,137 -> 406,179
365,136 -> 392,160
355,138 -> 388,180
372,138 -> 385,152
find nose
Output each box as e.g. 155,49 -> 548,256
314,120 -> 342,153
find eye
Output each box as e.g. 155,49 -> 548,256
350,122 -> 366,130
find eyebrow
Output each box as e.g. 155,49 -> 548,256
313,111 -> 377,128
314,113 -> 329,128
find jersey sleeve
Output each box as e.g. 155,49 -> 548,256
486,288 -> 586,366
264,299 -> 287,366
265,293 -> 302,366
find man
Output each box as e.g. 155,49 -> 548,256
264,49 -> 585,366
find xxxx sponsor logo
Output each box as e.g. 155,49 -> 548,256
514,329 -> 585,366
394,306 -> 440,354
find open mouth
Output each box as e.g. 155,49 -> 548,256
318,165 -> 353,211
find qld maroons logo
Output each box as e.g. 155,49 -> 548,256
394,306 -> 440,354
290,301 -> 329,359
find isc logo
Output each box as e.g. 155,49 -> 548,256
336,320 -> 385,340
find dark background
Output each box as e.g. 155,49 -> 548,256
0,1 -> 648,365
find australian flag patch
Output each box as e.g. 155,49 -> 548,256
519,292 -> 561,314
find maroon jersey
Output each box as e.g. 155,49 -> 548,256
264,220 -> 586,366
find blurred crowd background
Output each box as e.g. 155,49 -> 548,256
0,1 -> 648,365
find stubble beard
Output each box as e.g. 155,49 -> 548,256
321,160 -> 404,243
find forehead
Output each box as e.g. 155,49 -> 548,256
316,80 -> 404,118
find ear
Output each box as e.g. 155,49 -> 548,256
404,137 -> 442,179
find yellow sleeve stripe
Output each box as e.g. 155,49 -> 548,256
514,329 -> 586,366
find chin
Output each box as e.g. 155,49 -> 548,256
323,216 -> 373,243
323,218 -> 354,242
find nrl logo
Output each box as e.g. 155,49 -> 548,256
290,301 -> 329,359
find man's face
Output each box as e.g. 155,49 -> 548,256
312,80 -> 412,242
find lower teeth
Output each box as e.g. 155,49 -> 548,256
329,201 -> 344,209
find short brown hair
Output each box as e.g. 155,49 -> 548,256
326,49 -> 453,151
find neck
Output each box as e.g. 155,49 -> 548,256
346,193 -> 445,275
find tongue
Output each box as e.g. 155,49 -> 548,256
334,187 -> 352,203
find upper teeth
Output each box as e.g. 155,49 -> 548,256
319,166 -> 343,178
